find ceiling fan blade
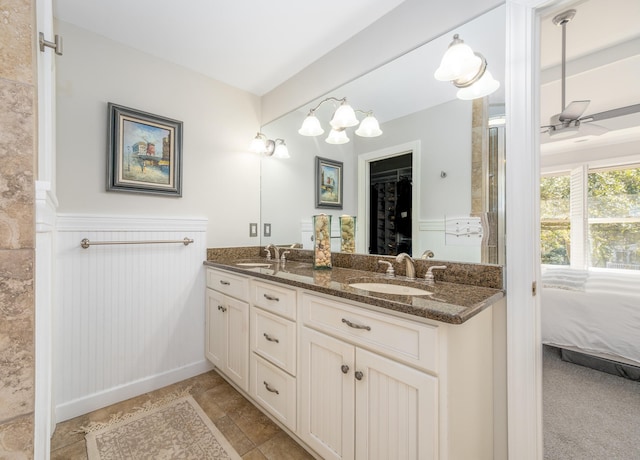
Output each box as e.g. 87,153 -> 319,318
559,100 -> 590,121
578,122 -> 608,136
582,103 -> 640,122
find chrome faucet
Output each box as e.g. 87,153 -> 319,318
395,253 -> 416,280
265,244 -> 279,261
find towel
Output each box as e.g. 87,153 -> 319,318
541,267 -> 589,291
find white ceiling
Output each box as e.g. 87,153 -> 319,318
53,0 -> 639,162
539,0 -> 640,160
53,0 -> 405,96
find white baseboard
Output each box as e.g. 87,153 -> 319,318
55,360 -> 214,422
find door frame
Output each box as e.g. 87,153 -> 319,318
356,140 -> 421,254
504,0 -> 548,458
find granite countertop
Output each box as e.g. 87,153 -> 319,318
204,253 -> 504,325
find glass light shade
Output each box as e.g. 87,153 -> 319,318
249,133 -> 267,153
325,128 -> 349,144
273,141 -> 290,159
355,115 -> 382,137
330,102 -> 359,129
456,70 -> 500,100
434,36 -> 482,82
298,114 -> 324,136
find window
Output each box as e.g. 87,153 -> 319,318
541,164 -> 640,270
540,174 -> 570,265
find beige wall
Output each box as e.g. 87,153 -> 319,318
0,0 -> 36,457
55,21 -> 262,248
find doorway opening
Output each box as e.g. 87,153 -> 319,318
368,153 -> 412,255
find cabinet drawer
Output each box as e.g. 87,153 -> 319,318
251,280 -> 297,320
250,354 -> 297,432
251,307 -> 296,375
301,292 -> 439,373
207,269 -> 249,301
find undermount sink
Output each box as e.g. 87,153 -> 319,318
235,262 -> 272,267
348,282 -> 433,296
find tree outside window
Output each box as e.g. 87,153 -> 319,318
541,165 -> 640,270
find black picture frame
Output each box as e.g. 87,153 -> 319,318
315,156 -> 343,209
107,103 -> 183,196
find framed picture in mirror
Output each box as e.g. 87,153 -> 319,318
315,156 -> 343,209
107,103 -> 183,196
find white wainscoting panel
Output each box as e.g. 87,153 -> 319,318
55,215 -> 211,421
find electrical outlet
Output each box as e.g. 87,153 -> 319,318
249,223 -> 258,237
264,223 -> 271,237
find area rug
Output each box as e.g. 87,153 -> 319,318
82,394 -> 241,460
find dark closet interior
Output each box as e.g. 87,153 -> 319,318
369,153 -> 412,256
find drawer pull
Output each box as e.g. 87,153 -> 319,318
219,280 -> 231,286
341,318 -> 371,331
355,371 -> 364,381
217,305 -> 227,312
341,364 -> 350,374
263,333 -> 280,343
263,293 -> 280,302
263,381 -> 279,395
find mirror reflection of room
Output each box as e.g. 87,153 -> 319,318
261,4 -> 506,265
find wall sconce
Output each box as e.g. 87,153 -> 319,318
249,132 -> 290,158
434,34 -> 500,100
298,97 -> 382,143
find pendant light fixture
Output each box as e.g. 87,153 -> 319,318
298,96 -> 382,143
435,34 -> 500,100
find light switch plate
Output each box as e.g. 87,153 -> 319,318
249,223 -> 258,237
263,223 -> 271,237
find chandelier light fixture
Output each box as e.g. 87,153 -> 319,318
434,34 -> 500,100
249,132 -> 290,159
298,97 -> 382,143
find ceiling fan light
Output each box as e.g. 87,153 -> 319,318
434,34 -> 482,81
456,70 -> 500,100
325,128 -> 349,144
330,101 -> 359,129
298,113 -> 324,136
355,114 -> 383,137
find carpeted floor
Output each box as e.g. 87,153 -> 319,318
543,345 -> 640,460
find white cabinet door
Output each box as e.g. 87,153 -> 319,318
205,287 -> 249,392
300,328 -> 355,460
206,288 -> 225,368
354,348 -> 438,460
224,295 -> 250,392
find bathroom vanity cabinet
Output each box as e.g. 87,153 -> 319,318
205,266 -> 497,460
205,269 -> 250,392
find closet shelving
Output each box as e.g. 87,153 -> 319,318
370,166 -> 412,256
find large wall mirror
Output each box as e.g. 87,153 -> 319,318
261,5 -> 506,265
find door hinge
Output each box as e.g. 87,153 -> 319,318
532,281 -> 537,296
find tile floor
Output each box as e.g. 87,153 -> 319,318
50,370 -> 315,459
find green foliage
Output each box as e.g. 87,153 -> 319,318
540,168 -> 640,269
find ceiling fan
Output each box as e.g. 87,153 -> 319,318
540,9 -> 640,141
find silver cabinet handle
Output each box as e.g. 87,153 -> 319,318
341,318 -> 371,331
355,371 -> 364,381
217,305 -> 227,312
263,293 -> 280,302
263,333 -> 279,343
219,280 -> 231,286
263,381 -> 279,395
341,364 -> 350,374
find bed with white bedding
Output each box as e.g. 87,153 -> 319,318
541,267 -> 640,369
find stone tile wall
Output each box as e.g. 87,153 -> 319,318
0,0 -> 36,456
